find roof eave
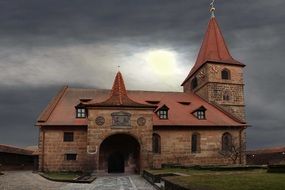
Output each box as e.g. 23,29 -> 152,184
181,59 -> 245,86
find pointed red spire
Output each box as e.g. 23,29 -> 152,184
110,71 -> 127,105
85,71 -> 155,108
182,17 -> 244,85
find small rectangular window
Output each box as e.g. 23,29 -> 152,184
64,132 -> 74,142
157,110 -> 168,119
76,108 -> 86,118
65,154 -> 77,161
197,110 -> 205,120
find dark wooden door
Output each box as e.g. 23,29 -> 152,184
108,152 -> 124,173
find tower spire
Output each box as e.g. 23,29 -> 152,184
210,0 -> 216,18
181,6 -> 244,86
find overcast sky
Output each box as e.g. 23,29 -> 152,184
0,0 -> 284,149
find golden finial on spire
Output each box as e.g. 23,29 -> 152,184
210,0 -> 216,17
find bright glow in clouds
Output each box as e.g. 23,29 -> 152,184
143,50 -> 177,75
0,43 -> 188,91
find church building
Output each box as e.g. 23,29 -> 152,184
36,10 -> 248,173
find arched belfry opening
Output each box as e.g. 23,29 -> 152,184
99,134 -> 140,174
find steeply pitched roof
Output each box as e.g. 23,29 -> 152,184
83,72 -> 155,108
182,17 -> 244,85
37,86 -> 68,122
36,87 -> 246,127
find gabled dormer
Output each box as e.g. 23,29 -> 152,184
192,106 -> 207,120
75,104 -> 87,118
156,105 -> 169,120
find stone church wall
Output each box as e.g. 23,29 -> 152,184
153,127 -> 246,168
39,126 -> 88,172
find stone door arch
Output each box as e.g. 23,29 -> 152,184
99,133 -> 140,173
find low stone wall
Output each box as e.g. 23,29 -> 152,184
163,178 -> 189,190
142,170 -> 180,189
162,164 -> 267,171
268,165 -> 285,173
143,170 -> 177,184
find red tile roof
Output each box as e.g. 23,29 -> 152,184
36,87 -> 246,127
182,17 -> 245,85
37,86 -> 68,122
0,144 -> 34,155
83,72 -> 155,109
247,147 -> 285,154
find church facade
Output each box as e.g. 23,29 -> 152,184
36,14 -> 247,173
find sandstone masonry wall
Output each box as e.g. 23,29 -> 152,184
153,127 -> 246,168
39,126 -> 88,172
184,63 -> 246,121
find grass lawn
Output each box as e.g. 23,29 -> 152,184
164,171 -> 285,190
42,172 -> 82,181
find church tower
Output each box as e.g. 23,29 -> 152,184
182,5 -> 246,122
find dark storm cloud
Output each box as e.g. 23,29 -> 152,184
0,86 -> 60,145
0,0 -> 284,148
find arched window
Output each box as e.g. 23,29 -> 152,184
152,133 -> 161,154
222,132 -> 233,152
223,91 -> 231,101
191,77 -> 198,90
191,133 -> 201,153
221,69 -> 231,80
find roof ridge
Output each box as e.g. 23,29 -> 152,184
0,144 -> 34,155
37,86 -> 68,122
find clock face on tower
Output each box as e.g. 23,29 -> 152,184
209,65 -> 219,73
198,70 -> 206,80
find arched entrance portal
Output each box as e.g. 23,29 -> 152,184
99,134 -> 140,174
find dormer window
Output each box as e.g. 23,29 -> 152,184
76,108 -> 86,118
192,106 -> 206,120
197,110 -> 205,119
156,105 -> 169,120
157,110 -> 168,119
